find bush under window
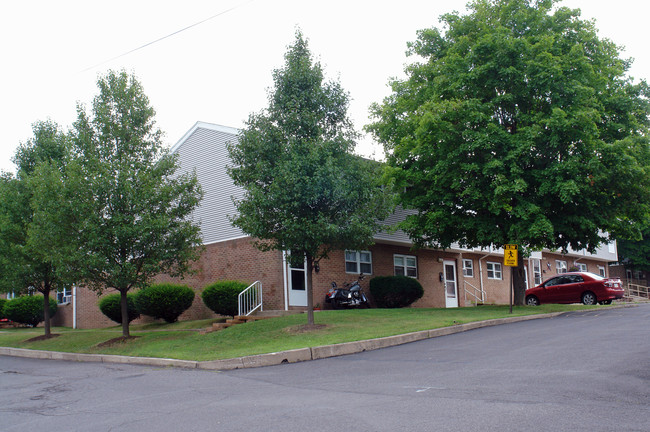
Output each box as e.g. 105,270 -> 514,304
3,296 -> 58,327
369,276 -> 424,308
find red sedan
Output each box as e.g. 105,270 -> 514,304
525,272 -> 624,306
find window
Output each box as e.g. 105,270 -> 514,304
532,259 -> 542,285
345,250 -> 372,274
394,254 -> 417,277
57,287 -> 72,305
634,270 -> 644,280
576,263 -> 587,272
462,259 -> 474,277
486,262 -> 502,280
598,265 -> 606,277
556,260 -> 567,274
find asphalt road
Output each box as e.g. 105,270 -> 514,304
1,305 -> 648,432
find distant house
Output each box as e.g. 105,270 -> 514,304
51,121 -> 618,328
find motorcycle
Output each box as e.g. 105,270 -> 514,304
325,274 -> 369,309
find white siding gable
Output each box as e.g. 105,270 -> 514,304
172,122 -> 246,245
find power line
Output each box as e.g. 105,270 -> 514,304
80,0 -> 254,73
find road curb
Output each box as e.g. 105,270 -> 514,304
0,305 -> 636,370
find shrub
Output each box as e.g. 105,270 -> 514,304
0,298 -> 6,319
3,295 -> 58,327
369,276 -> 424,308
134,283 -> 195,323
98,293 -> 140,324
201,280 -> 249,317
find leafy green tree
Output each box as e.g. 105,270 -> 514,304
368,0 -> 650,305
30,70 -> 203,337
0,120 -> 71,337
228,31 -> 391,324
617,229 -> 650,272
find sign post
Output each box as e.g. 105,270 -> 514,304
504,244 -> 518,314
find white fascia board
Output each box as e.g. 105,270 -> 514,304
170,121 -> 241,154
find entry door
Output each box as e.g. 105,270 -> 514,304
444,260 -> 459,308
288,259 -> 308,307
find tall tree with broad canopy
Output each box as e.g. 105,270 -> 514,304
617,229 -> 650,272
228,31 -> 391,325
30,71 -> 204,337
0,120 -> 70,337
368,0 -> 650,305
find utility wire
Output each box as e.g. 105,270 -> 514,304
80,0 -> 254,72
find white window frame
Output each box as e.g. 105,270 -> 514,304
345,250 -> 372,275
57,287 -> 72,305
486,262 -> 502,280
462,259 -> 474,277
394,254 -> 417,278
532,259 -> 542,285
556,260 -> 567,274
598,265 -> 606,277
576,262 -> 587,272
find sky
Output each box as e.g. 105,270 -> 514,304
1,0 -> 649,173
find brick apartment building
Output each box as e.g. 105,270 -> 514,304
44,122 -> 618,328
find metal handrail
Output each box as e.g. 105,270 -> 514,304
238,281 -> 263,316
464,280 -> 486,305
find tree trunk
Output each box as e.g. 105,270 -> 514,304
512,249 -> 526,306
42,286 -> 51,337
306,255 -> 315,325
120,289 -> 130,337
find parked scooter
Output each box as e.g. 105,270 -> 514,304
325,274 -> 369,309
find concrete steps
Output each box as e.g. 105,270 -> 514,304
200,310 -> 303,334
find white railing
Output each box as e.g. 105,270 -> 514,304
464,280 -> 486,305
238,281 -> 263,316
626,283 -> 649,299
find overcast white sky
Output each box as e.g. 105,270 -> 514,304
1,0 -> 648,172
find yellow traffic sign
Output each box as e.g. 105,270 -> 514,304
504,244 -> 518,267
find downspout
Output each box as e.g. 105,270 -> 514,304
72,285 -> 77,329
282,251 -> 289,311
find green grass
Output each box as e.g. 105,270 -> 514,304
0,304 -> 607,361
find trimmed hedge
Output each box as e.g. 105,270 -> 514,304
98,293 -> 140,324
0,298 -> 6,319
201,280 -> 249,317
3,295 -> 58,327
134,283 -> 195,323
369,275 -> 424,308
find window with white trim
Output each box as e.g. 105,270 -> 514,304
57,287 -> 72,305
532,259 -> 542,285
345,250 -> 372,274
556,260 -> 567,274
462,259 -> 474,277
486,262 -> 502,280
394,254 -> 417,277
598,265 -> 606,277
576,262 -> 587,272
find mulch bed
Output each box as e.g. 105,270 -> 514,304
96,336 -> 139,348
26,334 -> 61,342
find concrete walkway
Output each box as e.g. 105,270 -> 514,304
0,306 -> 636,371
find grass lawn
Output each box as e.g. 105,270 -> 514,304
0,304 -> 608,361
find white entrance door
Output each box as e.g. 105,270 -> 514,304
287,259 -> 308,307
444,260 -> 459,308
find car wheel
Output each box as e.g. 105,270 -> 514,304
581,292 -> 597,305
599,299 -> 612,305
526,296 -> 540,306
